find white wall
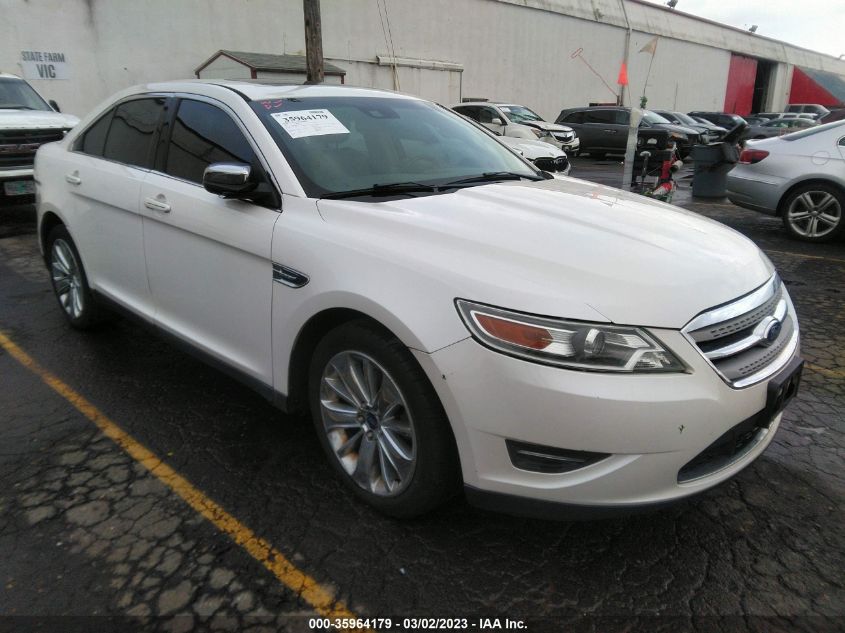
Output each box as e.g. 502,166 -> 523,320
1,0 -> 843,120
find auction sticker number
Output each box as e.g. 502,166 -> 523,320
270,109 -> 350,138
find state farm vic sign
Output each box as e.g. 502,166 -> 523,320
20,51 -> 70,80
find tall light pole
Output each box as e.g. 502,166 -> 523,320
303,0 -> 324,84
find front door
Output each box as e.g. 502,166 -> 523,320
140,97 -> 280,385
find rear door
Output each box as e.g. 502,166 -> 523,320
583,109 -> 624,151
66,96 -> 167,314
140,96 -> 281,385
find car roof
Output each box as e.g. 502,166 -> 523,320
139,79 -> 421,102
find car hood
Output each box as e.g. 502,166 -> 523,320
653,123 -> 700,136
498,136 -> 565,159
0,109 -> 79,130
317,178 -> 773,328
522,120 -> 574,133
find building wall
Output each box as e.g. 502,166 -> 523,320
1,0 -> 844,120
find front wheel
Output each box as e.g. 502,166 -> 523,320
47,225 -> 110,329
309,320 -> 460,517
781,184 -> 845,242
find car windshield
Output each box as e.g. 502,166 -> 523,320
498,105 -> 544,124
643,110 -> 672,124
251,96 -> 538,198
782,119 -> 845,141
669,112 -> 700,126
0,78 -> 51,111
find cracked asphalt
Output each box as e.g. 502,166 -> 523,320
0,158 -> 843,632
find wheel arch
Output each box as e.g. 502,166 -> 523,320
39,210 -> 66,262
777,178 -> 845,216
286,307 -> 411,415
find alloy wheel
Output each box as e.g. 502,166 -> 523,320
786,191 -> 842,239
319,351 -> 417,497
51,238 -> 84,319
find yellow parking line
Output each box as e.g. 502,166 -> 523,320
805,362 -> 845,380
765,249 -> 845,265
0,330 -> 358,622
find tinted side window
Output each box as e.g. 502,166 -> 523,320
477,107 -> 500,124
584,110 -> 615,125
103,98 -> 165,168
77,109 -> 114,157
615,110 -> 630,125
165,100 -> 257,185
453,105 -> 480,121
561,111 -> 584,124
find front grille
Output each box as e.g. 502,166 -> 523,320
0,128 -> 65,169
682,275 -> 798,387
553,132 -> 574,142
553,156 -> 569,172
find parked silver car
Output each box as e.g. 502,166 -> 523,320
727,121 -> 845,242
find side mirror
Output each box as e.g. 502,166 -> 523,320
203,162 -> 257,197
49,99 -> 61,112
639,120 -> 651,128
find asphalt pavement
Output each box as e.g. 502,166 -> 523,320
0,159 -> 843,632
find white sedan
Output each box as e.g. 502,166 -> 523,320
727,120 -> 845,242
35,81 -> 802,518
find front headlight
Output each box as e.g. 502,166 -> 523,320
670,132 -> 687,141
456,300 -> 686,373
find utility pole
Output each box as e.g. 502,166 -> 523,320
303,0 -> 324,84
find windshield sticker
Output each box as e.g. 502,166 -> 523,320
270,109 -> 350,138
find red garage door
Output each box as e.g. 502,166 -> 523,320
724,54 -> 757,115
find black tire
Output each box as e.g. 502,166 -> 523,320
780,183 -> 845,243
46,225 -> 111,329
308,320 -> 461,517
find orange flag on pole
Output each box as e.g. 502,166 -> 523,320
617,62 -> 629,86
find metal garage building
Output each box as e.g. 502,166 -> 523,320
2,0 -> 844,121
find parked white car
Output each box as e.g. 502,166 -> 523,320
1,73 -> 78,205
36,81 -> 802,518
727,120 -> 845,242
452,101 -> 580,153
497,136 -> 570,175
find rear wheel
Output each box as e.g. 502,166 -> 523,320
47,225 -> 110,329
781,184 -> 845,242
309,320 -> 460,517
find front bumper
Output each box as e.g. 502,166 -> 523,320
0,168 -> 35,206
541,134 -> 579,152
413,327 -> 799,514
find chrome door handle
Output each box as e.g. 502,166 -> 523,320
144,197 -> 171,213
65,173 -> 81,185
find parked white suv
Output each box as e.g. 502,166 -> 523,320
1,73 -> 78,206
452,101 -> 580,153
36,81 -> 802,518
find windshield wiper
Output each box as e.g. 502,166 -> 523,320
320,181 -> 438,200
442,171 -> 544,187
